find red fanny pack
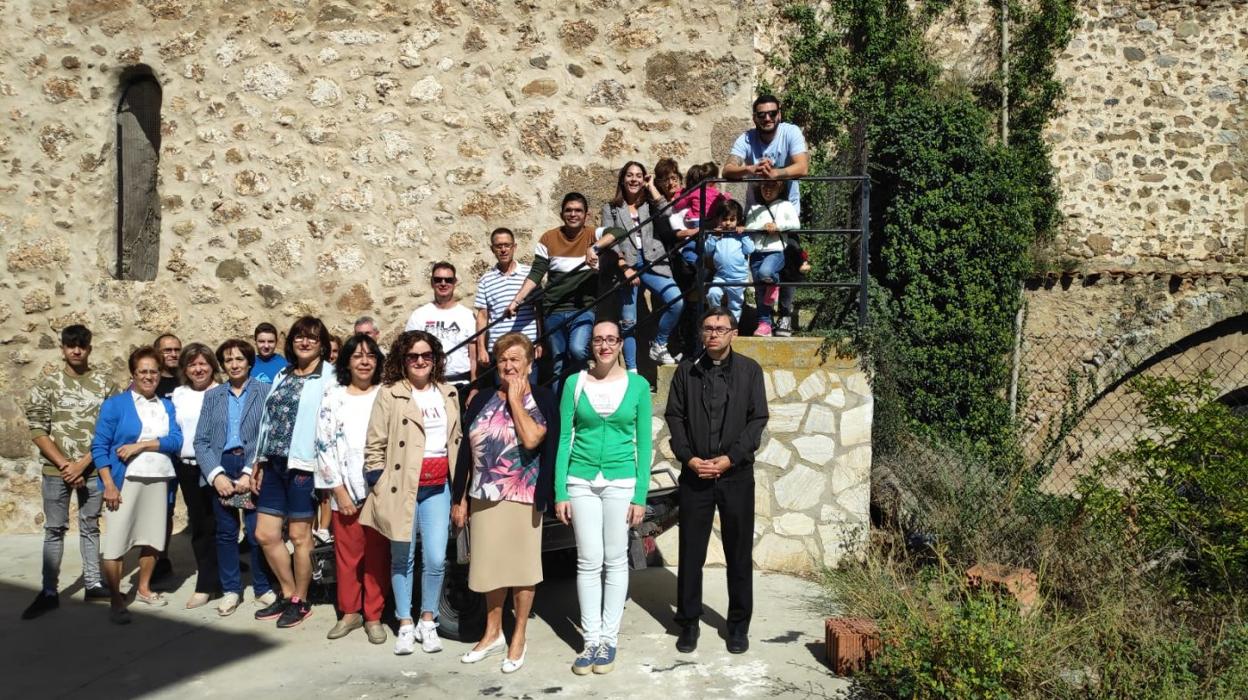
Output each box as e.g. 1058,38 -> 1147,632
419,456 -> 449,487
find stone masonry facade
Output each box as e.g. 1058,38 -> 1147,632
0,0 -> 1243,546
0,0 -> 781,533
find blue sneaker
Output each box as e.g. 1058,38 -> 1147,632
572,644 -> 597,676
592,644 -> 617,675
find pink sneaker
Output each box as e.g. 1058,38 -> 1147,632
755,321 -> 772,337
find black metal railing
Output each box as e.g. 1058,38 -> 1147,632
447,174 -> 871,389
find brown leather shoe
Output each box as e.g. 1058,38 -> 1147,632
364,620 -> 388,644
327,612 -> 363,640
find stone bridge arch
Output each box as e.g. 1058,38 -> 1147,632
1033,312 -> 1247,493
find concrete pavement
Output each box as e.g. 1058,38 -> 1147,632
0,533 -> 850,699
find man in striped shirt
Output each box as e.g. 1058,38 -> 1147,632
475,227 -> 541,388
507,192 -> 600,392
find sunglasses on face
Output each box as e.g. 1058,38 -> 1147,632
432,276 -> 456,284
753,109 -> 779,120
404,351 -> 435,364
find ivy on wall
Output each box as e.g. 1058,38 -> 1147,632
770,0 -> 1076,457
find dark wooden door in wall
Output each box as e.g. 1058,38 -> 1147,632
116,74 -> 162,281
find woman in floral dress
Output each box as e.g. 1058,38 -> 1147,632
452,332 -> 560,674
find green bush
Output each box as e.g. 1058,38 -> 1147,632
871,587 -> 1027,699
768,0 -> 1074,457
1077,374 -> 1248,592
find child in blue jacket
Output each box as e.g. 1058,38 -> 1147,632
703,199 -> 754,321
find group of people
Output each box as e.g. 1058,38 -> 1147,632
20,94 -> 795,675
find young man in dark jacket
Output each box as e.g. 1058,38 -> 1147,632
664,308 -> 769,654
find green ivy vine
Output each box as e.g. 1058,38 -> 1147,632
769,0 -> 1076,457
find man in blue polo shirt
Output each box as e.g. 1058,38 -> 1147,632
724,95 -> 810,336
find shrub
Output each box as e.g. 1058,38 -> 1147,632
1077,374 -> 1248,592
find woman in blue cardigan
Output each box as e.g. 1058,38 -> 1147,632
92,346 -> 183,625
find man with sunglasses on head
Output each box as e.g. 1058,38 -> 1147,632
405,261 -> 477,398
664,308 -> 769,656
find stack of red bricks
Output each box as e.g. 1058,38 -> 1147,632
824,617 -> 881,675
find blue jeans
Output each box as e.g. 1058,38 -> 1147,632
545,308 -> 595,390
620,270 -> 685,369
212,451 -> 271,596
706,277 -> 746,321
390,482 -> 451,621
750,251 -> 785,324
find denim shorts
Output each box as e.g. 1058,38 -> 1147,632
256,456 -> 317,519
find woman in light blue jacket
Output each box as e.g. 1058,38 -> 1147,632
251,316 -> 336,630
93,346 -> 182,624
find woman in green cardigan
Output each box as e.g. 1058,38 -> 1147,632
554,319 -> 652,676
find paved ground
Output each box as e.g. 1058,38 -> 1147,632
0,533 -> 850,699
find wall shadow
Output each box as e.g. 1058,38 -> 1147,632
1,579 -> 275,699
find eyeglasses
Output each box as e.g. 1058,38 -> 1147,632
404,351 -> 435,364
432,276 -> 456,284
753,109 -> 779,120
701,326 -> 735,337
293,336 -> 320,345
591,336 -> 621,347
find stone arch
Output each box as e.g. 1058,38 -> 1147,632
1037,313 -> 1248,493
115,65 -> 162,281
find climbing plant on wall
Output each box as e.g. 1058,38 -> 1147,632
770,0 -> 1076,458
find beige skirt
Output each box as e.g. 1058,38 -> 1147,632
101,476 -> 171,560
468,497 -> 543,592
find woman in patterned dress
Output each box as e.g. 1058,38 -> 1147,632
451,332 -> 560,673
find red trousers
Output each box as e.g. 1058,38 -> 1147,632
332,509 -> 390,621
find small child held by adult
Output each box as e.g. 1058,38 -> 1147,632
745,179 -> 801,336
703,199 -> 754,322
670,162 -> 729,268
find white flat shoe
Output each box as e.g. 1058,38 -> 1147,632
501,644 -> 527,674
460,634 -> 506,664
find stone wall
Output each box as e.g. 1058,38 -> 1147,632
651,338 -> 873,574
1046,0 -> 1247,273
0,0 -> 781,533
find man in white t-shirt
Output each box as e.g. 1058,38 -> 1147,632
404,262 -> 477,396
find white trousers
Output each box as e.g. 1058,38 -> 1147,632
568,479 -> 634,646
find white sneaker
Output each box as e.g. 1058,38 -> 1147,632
416,619 -> 443,653
649,342 -> 678,365
313,528 -> 333,545
255,591 -> 278,607
216,592 -> 241,617
394,624 -> 417,655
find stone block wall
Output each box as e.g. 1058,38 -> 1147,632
0,0 -> 785,533
652,338 -> 873,574
1046,0 -> 1247,273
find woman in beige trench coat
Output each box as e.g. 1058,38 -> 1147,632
360,330 -> 462,657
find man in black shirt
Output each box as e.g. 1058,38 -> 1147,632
153,333 -> 182,399
664,308 -> 769,654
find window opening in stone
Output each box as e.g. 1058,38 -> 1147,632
115,68 -> 162,281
